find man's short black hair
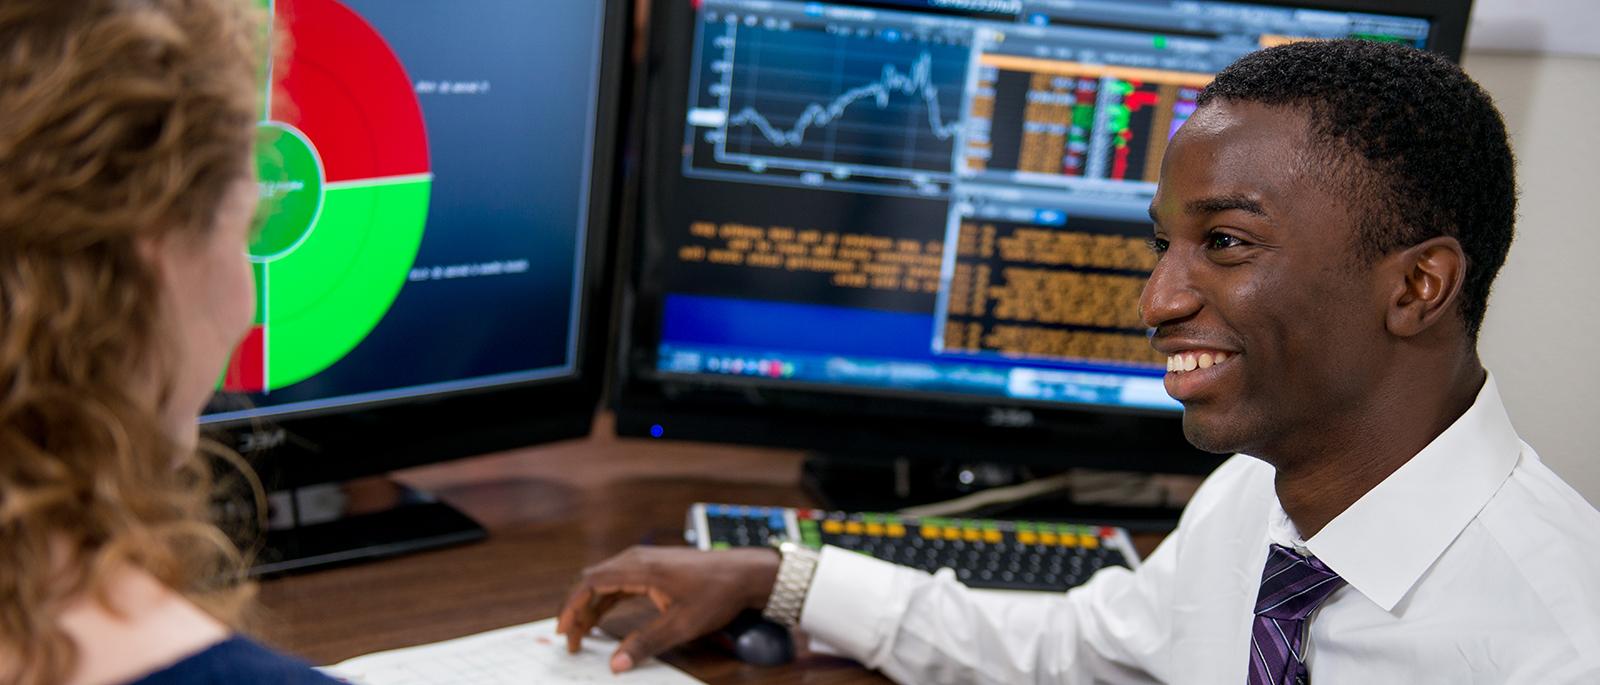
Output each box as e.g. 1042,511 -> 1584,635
1196,39 -> 1516,340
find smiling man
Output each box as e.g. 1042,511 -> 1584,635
559,40 -> 1600,683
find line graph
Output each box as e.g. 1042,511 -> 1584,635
684,12 -> 973,189
726,51 -> 963,149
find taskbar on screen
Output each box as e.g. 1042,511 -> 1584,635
656,344 -> 1179,412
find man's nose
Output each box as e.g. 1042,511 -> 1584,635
1140,252 -> 1202,329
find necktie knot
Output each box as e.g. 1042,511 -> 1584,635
1254,544 -> 1346,621
1248,544 -> 1346,685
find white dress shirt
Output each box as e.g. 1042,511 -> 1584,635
799,375 -> 1600,683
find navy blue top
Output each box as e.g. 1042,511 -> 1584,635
128,637 -> 339,684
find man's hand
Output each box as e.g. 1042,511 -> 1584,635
556,546 -> 781,673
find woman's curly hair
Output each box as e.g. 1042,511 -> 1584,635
0,0 -> 265,682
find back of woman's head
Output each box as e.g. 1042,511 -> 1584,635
0,0 -> 262,681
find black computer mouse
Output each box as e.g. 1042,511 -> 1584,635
715,610 -> 795,666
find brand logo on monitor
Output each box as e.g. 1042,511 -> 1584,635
237,428 -> 288,453
985,408 -> 1034,428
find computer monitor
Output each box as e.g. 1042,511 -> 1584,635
201,0 -> 631,573
614,0 -> 1472,507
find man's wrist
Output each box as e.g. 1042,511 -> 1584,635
760,542 -> 821,628
738,546 -> 782,610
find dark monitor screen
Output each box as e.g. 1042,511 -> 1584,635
202,0 -> 628,487
616,0 -> 1468,468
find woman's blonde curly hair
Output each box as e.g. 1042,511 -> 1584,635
0,0 -> 266,682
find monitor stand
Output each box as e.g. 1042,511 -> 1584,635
246,477 -> 486,577
799,453 -> 1188,533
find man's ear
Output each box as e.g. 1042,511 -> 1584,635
1383,235 -> 1466,338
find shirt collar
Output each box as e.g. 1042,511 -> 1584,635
1276,372 -> 1523,612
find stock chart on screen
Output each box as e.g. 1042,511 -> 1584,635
655,0 -> 1432,412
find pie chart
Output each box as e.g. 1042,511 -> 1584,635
225,0 -> 431,393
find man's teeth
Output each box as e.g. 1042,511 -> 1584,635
1166,351 -> 1230,373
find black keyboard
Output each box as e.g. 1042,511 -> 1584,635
687,503 -> 1139,593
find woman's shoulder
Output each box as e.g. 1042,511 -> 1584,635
128,637 -> 339,684
53,566 -> 333,685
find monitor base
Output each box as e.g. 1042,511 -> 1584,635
248,479 -> 486,577
800,454 -> 1186,533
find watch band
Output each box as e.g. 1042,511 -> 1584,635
761,541 -> 821,628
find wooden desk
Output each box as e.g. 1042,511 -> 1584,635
258,414 -> 891,683
258,414 -> 1173,683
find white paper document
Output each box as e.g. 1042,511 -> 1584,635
320,618 -> 705,685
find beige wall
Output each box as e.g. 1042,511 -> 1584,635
1463,51 -> 1600,506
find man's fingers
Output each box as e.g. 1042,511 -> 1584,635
556,547 -> 729,668
567,594 -> 622,653
611,613 -> 686,674
556,586 -> 592,637
558,553 -> 657,648
557,584 -> 602,650
647,587 -> 674,614
560,587 -> 627,653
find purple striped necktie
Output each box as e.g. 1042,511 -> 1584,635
1248,544 -> 1346,685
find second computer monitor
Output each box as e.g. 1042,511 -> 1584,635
206,0 -> 628,488
617,0 -> 1470,469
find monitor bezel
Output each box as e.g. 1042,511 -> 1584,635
207,0 -> 634,490
611,0 -> 1471,472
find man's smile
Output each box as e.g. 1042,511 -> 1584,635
1160,348 -> 1240,401
1166,350 -> 1232,373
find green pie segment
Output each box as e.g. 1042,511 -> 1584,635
261,178 -> 430,389
253,122 -> 324,262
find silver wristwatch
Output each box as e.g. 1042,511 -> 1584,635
761,541 -> 821,628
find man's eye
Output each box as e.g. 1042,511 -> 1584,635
1206,233 -> 1246,250
1146,237 -> 1169,254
